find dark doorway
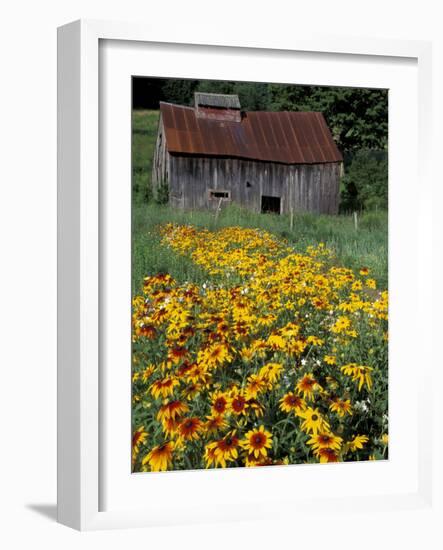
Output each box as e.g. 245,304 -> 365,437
261,195 -> 281,214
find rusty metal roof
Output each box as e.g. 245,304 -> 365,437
159,102 -> 343,165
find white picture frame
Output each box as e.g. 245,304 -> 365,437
57,19 -> 436,533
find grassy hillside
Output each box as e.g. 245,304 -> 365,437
132,110 -> 160,204
131,110 -> 388,293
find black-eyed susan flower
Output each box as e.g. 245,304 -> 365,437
181,382 -> 204,400
203,442 -> 218,468
329,398 -> 352,417
210,390 -> 231,416
257,313 -> 277,327
157,400 -> 189,422
160,416 -> 181,438
349,434 -> 369,451
245,373 -> 267,400
306,335 -> 324,346
132,426 -> 148,448
259,362 -> 283,385
203,414 -> 228,434
287,338 -> 308,355
266,332 -> 286,351
366,278 -> 377,289
233,321 -> 250,339
340,364 -> 373,391
142,442 -> 174,472
280,322 -> 300,337
139,324 -> 157,339
279,392 -> 306,414
296,374 -> 318,400
141,365 -> 155,382
176,361 -> 194,378
177,417 -> 203,441
317,447 -> 339,463
132,426 -> 148,462
240,426 -> 273,459
298,407 -> 330,434
307,432 -> 342,452
199,342 -> 232,368
205,432 -> 240,468
185,363 -> 210,385
239,346 -> 255,362
331,316 -> 352,334
247,399 -> 265,418
230,389 -> 248,416
167,345 -> 189,364
244,453 -> 262,467
150,377 -> 180,400
352,280 -> 363,291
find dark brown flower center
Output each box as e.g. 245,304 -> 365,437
233,398 -> 245,411
214,399 -> 226,412
253,434 -> 265,446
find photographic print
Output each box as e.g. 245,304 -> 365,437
131,77 -> 388,472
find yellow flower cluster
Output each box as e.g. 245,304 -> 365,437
132,224 -> 388,471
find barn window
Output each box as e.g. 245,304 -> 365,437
261,195 -> 281,214
209,190 -> 230,200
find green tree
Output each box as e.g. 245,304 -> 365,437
160,79 -> 199,106
270,85 -> 388,152
340,150 -> 388,212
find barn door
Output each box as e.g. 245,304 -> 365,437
261,195 -> 281,214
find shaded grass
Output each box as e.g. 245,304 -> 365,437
132,203 -> 388,294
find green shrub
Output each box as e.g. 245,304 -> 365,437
340,150 -> 388,212
155,181 -> 169,205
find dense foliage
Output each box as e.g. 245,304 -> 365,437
340,150 -> 388,212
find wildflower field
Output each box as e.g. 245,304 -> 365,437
131,207 -> 388,472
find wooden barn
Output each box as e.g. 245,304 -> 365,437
152,92 -> 343,215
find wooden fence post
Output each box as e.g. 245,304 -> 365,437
353,211 -> 358,231
214,197 -> 223,223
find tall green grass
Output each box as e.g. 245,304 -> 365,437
132,110 -> 159,203
132,203 -> 388,294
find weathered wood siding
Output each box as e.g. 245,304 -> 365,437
167,155 -> 340,215
151,116 -> 170,195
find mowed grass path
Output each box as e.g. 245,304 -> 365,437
131,109 -> 388,294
